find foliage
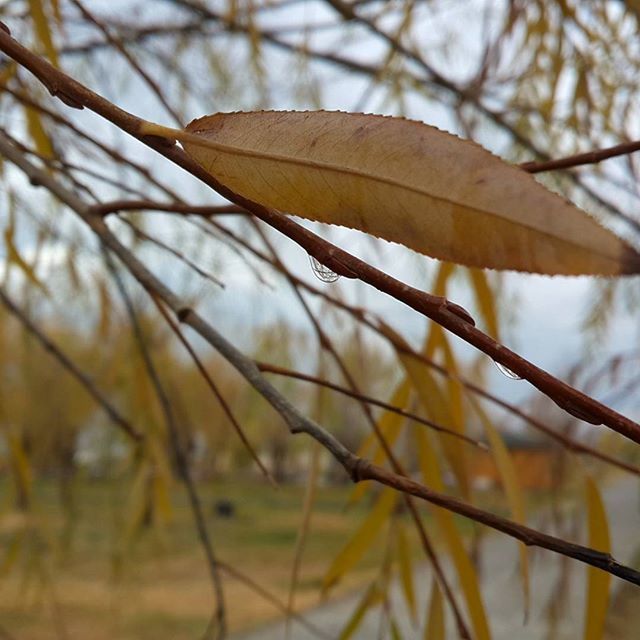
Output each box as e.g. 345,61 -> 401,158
1,2 -> 640,640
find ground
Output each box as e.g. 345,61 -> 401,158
0,475 -> 411,639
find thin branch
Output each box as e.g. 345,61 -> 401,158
116,216 -> 225,289
215,559 -> 332,640
354,458 -> 640,586
256,361 -> 488,451
93,199 -> 246,217
252,222 -> 472,638
0,284 -> 142,441
519,139 -> 640,174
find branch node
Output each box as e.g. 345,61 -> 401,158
53,90 -> 85,110
0,22 -> 10,35
347,456 -> 369,483
444,300 -> 476,326
176,307 -> 192,322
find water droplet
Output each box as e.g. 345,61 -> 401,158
309,255 -> 340,283
494,360 -> 523,380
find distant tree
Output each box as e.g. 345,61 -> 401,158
1,2 -> 640,639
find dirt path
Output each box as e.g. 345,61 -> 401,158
233,475 -> 640,639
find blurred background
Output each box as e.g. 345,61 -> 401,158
1,1 -> 640,638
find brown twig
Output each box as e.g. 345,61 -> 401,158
519,139 -> 640,174
69,0 -> 183,125
116,216 -> 225,289
256,361 -> 488,451
150,294 -> 276,485
354,458 -> 640,586
93,199 -> 246,217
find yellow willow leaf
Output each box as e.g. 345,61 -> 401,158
0,535 -> 23,577
152,469 -> 173,525
3,221 -> 48,295
96,276 -> 111,339
472,398 -> 529,616
417,429 -> 491,640
390,618 -> 402,640
182,111 -> 640,276
149,438 -> 173,526
0,61 -> 17,86
7,432 -> 32,505
28,0 -> 59,67
584,476 -> 611,640
425,579 -> 445,640
66,245 -> 81,291
49,0 -> 63,27
124,461 -> 150,544
339,583 -> 383,640
288,441 -> 321,618
468,268 -> 500,339
348,380 -> 411,506
380,321 -> 469,499
24,105 -> 54,159
324,487 -> 397,591
395,522 -> 416,621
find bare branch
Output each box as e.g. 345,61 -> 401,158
256,361 -> 488,451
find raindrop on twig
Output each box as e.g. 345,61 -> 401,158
494,360 -> 523,380
309,255 -> 340,283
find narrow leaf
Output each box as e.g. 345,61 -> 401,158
339,584 -> 383,640
348,380 -> 410,506
417,429 -> 491,640
584,475 -> 611,640
468,268 -> 500,339
425,579 -> 445,640
380,321 -> 469,498
472,398 -> 529,617
3,209 -> 48,295
7,431 -> 32,505
183,111 -> 640,275
395,522 -> 416,622
23,105 -> 55,159
324,487 -> 397,591
28,0 -> 59,67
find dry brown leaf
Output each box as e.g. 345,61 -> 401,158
183,111 -> 640,276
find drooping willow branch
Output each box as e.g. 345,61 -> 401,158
2,127 -> 640,593
1,28 -> 637,447
106,257 -> 226,639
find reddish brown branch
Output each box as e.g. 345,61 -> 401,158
92,199 -> 246,217
520,140 -> 640,174
257,361 -> 488,451
355,458 -> 640,586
